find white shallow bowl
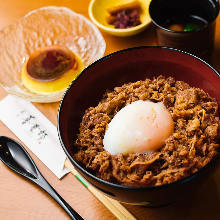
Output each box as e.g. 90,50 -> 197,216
0,6 -> 106,103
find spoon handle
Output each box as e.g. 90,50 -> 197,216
0,136 -> 83,220
33,175 -> 83,220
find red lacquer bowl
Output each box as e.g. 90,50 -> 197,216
58,47 -> 220,206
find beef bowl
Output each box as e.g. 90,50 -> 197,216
57,46 -> 220,206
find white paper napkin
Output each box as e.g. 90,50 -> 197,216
0,95 -> 69,179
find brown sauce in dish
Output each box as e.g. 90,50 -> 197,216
26,46 -> 77,81
73,75 -> 220,186
164,15 -> 208,32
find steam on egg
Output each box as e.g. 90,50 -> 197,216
103,100 -> 174,155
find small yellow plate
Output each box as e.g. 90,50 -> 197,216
89,0 -> 152,37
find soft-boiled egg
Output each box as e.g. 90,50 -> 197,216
103,100 -> 174,154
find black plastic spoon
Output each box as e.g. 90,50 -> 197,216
0,136 -> 83,220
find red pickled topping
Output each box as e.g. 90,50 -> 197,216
110,9 -> 141,29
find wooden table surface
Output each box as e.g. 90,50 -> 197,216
1,1 -> 220,219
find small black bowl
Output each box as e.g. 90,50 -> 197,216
57,46 -> 220,206
149,0 -> 220,59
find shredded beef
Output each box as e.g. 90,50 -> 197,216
73,75 -> 220,186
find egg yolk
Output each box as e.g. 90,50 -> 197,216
103,100 -> 174,155
21,46 -> 84,95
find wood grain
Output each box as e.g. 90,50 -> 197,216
0,0 -> 220,220
64,159 -> 137,220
